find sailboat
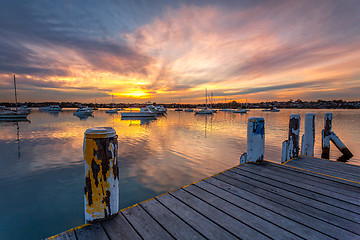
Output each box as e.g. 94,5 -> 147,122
0,75 -> 30,119
175,98 -> 183,111
106,94 -> 118,113
195,89 -> 213,115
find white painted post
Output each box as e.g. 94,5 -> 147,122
247,117 -> 265,163
287,114 -> 300,160
84,127 -> 119,223
301,113 -> 316,156
281,140 -> 289,163
321,113 -> 332,159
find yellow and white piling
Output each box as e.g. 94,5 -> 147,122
83,127 -> 119,223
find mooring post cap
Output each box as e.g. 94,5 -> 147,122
85,127 -> 116,139
290,114 -> 300,119
248,117 -> 264,122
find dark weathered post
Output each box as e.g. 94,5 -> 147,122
288,114 -> 300,160
282,114 -> 300,163
245,117 -> 265,163
321,113 -> 332,159
301,113 -> 316,156
83,127 -> 119,223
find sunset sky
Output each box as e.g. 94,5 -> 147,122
1,0 -> 359,103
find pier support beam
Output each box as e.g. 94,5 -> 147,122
242,117 -> 265,164
321,113 -> 332,159
301,113 -> 316,156
84,127 -> 119,223
282,114 -> 300,163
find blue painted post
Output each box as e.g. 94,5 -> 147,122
288,114 -> 301,160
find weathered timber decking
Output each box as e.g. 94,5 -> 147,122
49,156 -> 360,240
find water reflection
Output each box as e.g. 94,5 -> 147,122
121,116 -> 157,126
0,119 -> 30,159
0,109 -> 359,240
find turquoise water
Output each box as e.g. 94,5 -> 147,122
0,109 -> 359,239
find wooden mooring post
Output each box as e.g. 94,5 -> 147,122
301,113 -> 315,156
83,127 -> 119,223
282,114 -> 300,163
321,113 -> 353,160
321,113 -> 332,159
240,117 -> 265,164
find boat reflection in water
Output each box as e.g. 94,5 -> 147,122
0,119 -> 30,159
121,116 -> 157,126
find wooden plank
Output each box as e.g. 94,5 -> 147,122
170,188 -> 269,239
286,160 -> 360,183
240,163 -> 360,202
140,198 -> 205,239
266,161 -> 360,193
75,222 -> 109,240
206,176 -> 360,239
214,172 -> 360,235
156,191 -> 237,240
122,204 -> 173,239
196,179 -> 328,239
47,230 -> 77,240
183,184 -> 301,240
222,167 -> 360,223
229,167 -> 360,213
287,159 -> 360,178
101,212 -> 142,240
296,155 -> 360,173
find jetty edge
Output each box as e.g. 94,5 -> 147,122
47,113 -> 360,240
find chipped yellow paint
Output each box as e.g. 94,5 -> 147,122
84,137 -> 115,219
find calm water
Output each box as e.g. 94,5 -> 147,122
0,109 -> 359,239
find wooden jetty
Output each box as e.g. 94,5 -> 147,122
50,155 -> 360,240
49,114 -> 359,239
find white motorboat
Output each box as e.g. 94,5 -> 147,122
233,108 -> 247,113
270,107 -> 280,112
73,107 -> 93,117
121,106 -> 156,117
40,105 -> 62,111
155,105 -> 167,113
0,75 -> 30,119
106,108 -> 118,114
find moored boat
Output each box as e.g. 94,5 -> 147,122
0,75 -> 30,119
121,106 -> 156,117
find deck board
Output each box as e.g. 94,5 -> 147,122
140,198 -> 205,239
48,156 -> 360,240
239,163 -> 360,203
285,156 -> 360,183
122,204 -> 173,239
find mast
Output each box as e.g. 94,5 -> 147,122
205,88 -> 208,108
14,75 -> 18,111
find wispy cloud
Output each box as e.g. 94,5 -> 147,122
0,0 -> 359,102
